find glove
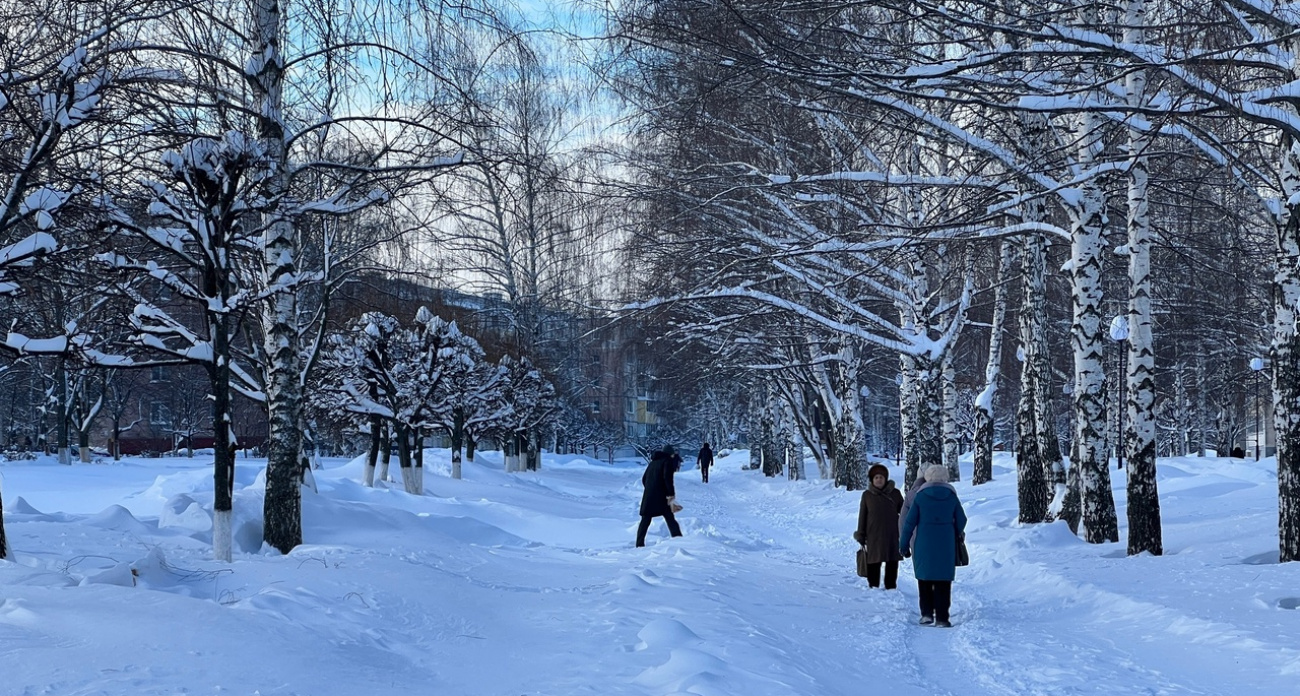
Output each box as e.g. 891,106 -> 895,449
667,497 -> 683,513
853,531 -> 865,545
900,546 -> 912,559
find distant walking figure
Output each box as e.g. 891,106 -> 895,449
855,464 -> 904,589
698,443 -> 714,483
637,446 -> 684,547
900,464 -> 968,627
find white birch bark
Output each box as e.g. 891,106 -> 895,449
973,241 -> 1012,486
1273,135 -> 1300,563
1068,96 -> 1120,544
1123,1 -> 1163,554
899,354 -> 919,489
942,351 -> 960,481
252,0 -> 303,554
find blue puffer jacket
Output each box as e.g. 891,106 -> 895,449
899,483 -> 968,582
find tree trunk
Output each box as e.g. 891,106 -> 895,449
526,430 -> 540,471
1273,144 -> 1300,562
364,415 -> 379,487
1017,232 -> 1049,523
379,423 -> 391,482
1123,32 -> 1163,555
942,352 -> 960,481
451,406 -> 464,480
1068,96 -> 1120,544
57,360 -> 70,466
900,355 -> 920,490
414,431 -> 424,494
111,417 -> 121,460
254,0 -> 303,555
397,424 -> 417,493
974,241 -> 1012,486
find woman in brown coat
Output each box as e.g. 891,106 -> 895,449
854,464 -> 905,589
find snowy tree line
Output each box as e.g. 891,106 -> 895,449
602,0 -> 1299,562
0,0 -> 614,562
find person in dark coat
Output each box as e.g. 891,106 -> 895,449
854,464 -> 905,589
697,443 -> 714,483
637,446 -> 683,547
899,464 -> 968,627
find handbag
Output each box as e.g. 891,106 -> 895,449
955,533 -> 970,567
856,546 -> 870,577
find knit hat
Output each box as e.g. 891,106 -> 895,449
924,464 -> 950,483
867,464 -> 890,480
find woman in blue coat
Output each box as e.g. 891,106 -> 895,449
899,464 -> 968,627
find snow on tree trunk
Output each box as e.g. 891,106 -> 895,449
942,352 -> 960,481
1068,106 -> 1120,543
1123,24 -> 1163,555
253,0 -> 303,554
974,241 -> 1012,486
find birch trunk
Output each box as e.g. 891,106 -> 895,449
942,352 -> 961,481
974,242 -> 1012,486
253,0 -> 303,554
1017,233 -> 1049,523
1069,103 -> 1120,544
900,355 -> 920,490
1274,138 -> 1300,563
832,355 -> 867,489
912,356 -> 944,477
1123,23 -> 1163,555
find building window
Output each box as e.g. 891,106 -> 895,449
149,402 -> 170,425
150,366 -> 168,383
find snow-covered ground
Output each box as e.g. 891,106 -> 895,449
1,448 -> 1296,695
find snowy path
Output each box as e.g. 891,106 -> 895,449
644,459 -> 1299,696
2,451 -> 1298,695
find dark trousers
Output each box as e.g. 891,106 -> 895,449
865,561 -> 899,589
917,580 -> 952,621
701,466 -> 710,483
636,510 -> 683,547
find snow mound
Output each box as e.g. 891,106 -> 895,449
85,505 -> 152,535
159,494 -> 212,533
